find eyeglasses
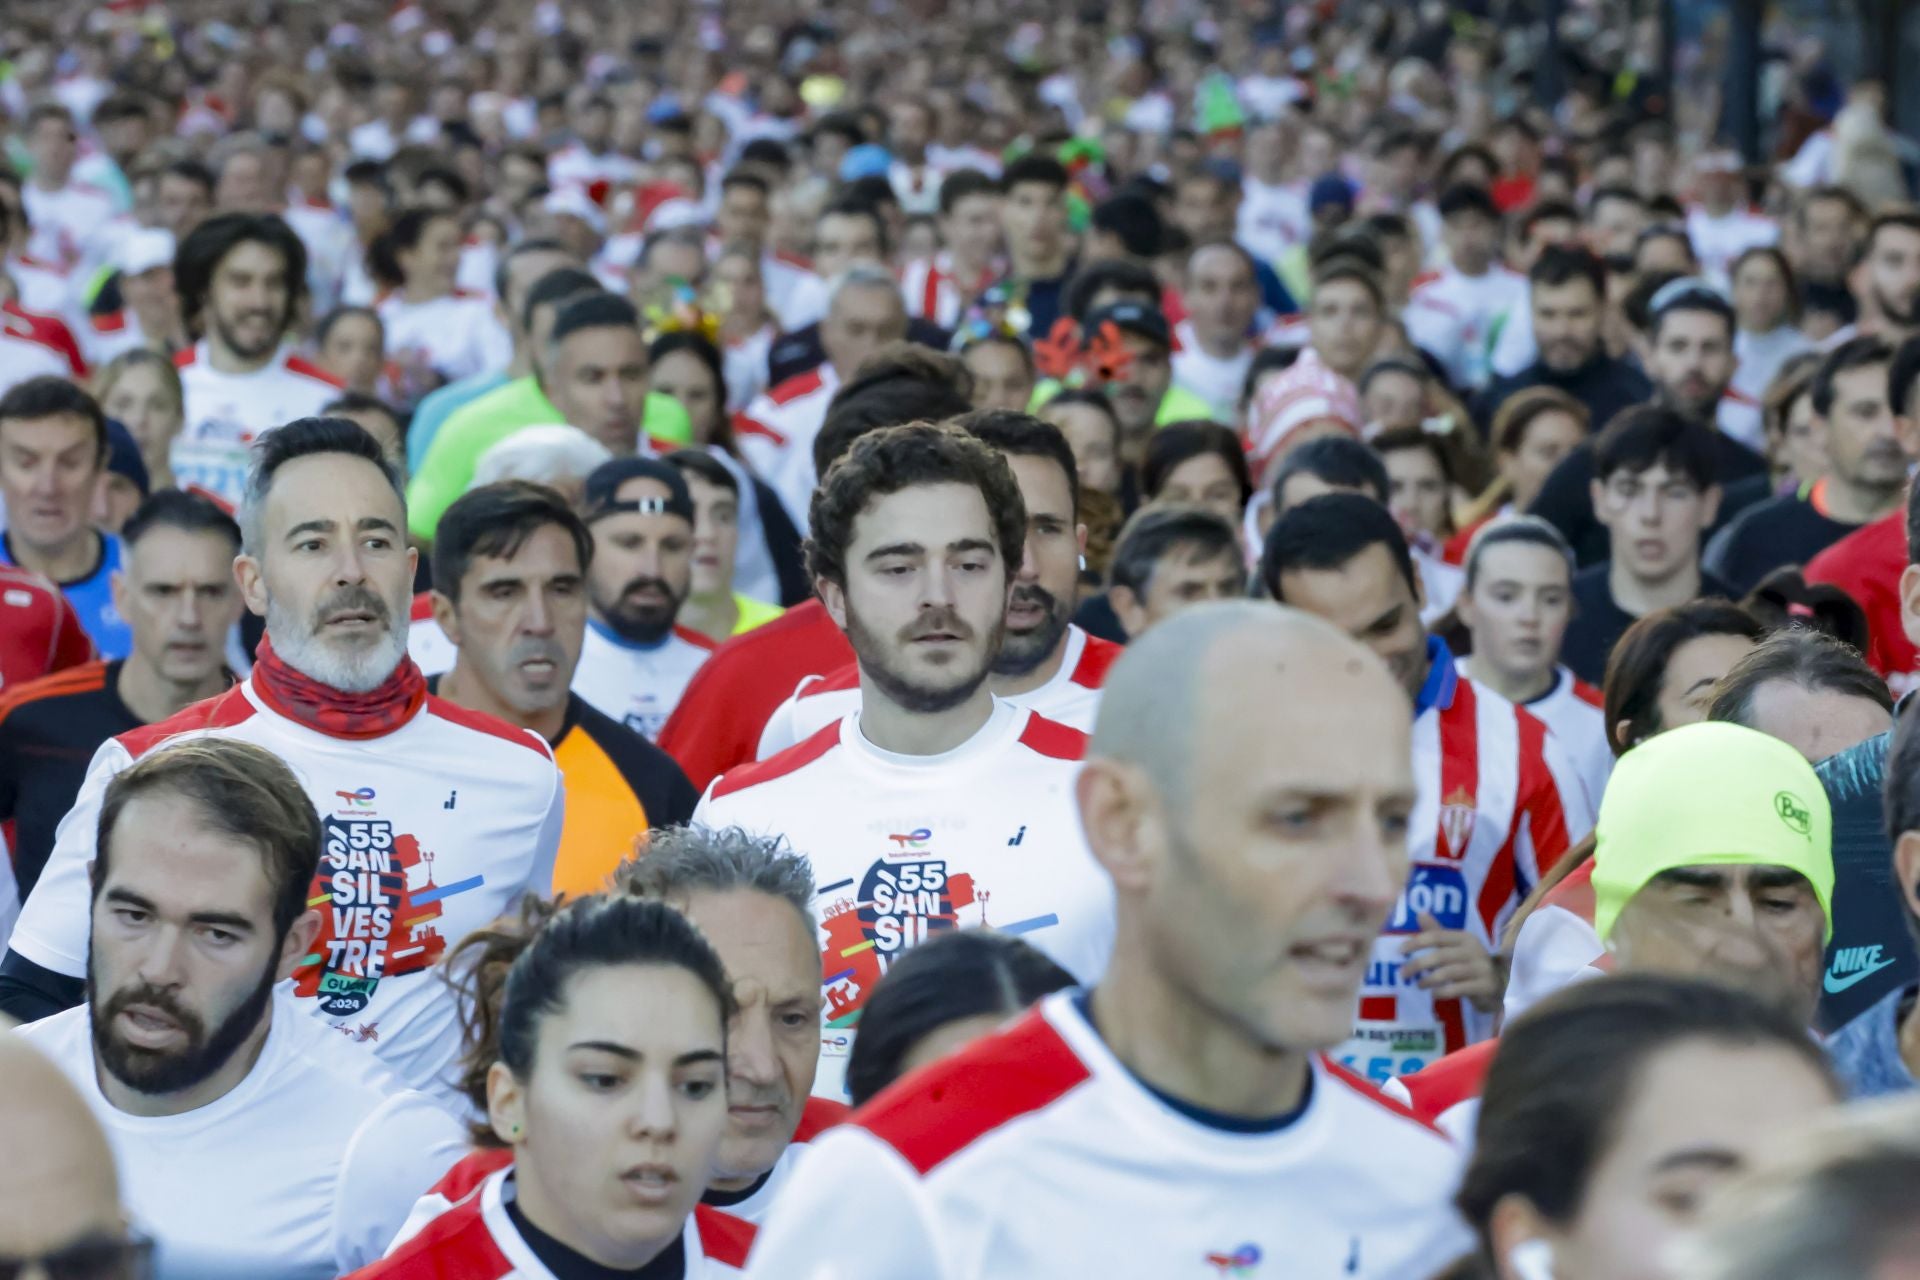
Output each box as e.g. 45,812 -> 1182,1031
0,1232 -> 155,1280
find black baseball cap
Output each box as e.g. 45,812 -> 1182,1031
582,455 -> 695,524
1082,300 -> 1171,350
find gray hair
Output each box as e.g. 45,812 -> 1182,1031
826,262 -> 906,312
472,424 -> 613,491
1670,1097 -> 1920,1280
1705,627 -> 1893,728
1109,504 -> 1243,599
614,825 -> 817,934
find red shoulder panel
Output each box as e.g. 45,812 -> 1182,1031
285,353 -> 347,387
1320,1056 -> 1450,1138
793,1095 -> 851,1141
424,695 -> 556,761
1068,633 -> 1123,690
856,1007 -> 1091,1175
767,368 -> 825,406
797,662 -> 861,699
115,685 -> 257,759
1017,713 -> 1088,762
692,1205 -> 758,1268
1392,1039 -> 1498,1126
706,719 -> 841,800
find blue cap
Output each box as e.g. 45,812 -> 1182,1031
840,144 -> 894,182
1309,173 -> 1356,214
103,419 -> 150,497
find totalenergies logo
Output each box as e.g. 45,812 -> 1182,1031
335,787 -> 376,808
1205,1245 -> 1262,1276
886,827 -> 932,851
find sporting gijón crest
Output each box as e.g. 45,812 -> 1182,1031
1437,786 -> 1477,862
295,810 -> 449,1017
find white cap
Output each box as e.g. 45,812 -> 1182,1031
112,228 -> 176,277
646,197 -> 707,231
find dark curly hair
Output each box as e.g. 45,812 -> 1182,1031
805,422 -> 1026,590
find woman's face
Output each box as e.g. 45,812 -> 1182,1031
649,350 -> 723,443
1731,254 -> 1789,333
1461,542 -> 1571,686
1382,445 -> 1451,541
320,314 -> 386,395
1363,369 -> 1426,432
400,215 -> 463,296
100,364 -> 183,468
491,963 -> 729,1270
1650,632 -> 1757,737
1503,410 -> 1586,512
1155,451 -> 1244,524
1046,403 -> 1122,495
1527,1039 -> 1835,1280
683,471 -> 739,599
963,342 -> 1035,413
1772,391 -> 1829,486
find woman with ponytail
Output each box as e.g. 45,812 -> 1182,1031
351,895 -> 757,1278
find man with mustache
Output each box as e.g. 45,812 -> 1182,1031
570,455 -> 717,739
755,410 -> 1121,755
170,212 -> 345,506
2,419 -> 564,1111
1712,337 -> 1914,593
695,423 -> 1114,1100
13,735 -> 466,1278
428,480 -> 697,896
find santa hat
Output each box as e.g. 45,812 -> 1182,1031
1243,349 -> 1362,485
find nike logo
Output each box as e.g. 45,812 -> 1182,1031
1824,950 -> 1898,993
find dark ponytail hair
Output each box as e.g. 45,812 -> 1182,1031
1457,974 -> 1838,1261
368,206 -> 457,290
844,928 -> 1075,1108
448,894 -> 736,1143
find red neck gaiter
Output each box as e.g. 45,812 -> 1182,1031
250,635 -> 427,740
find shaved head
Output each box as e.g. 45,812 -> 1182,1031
0,1037 -> 123,1258
1090,600 -> 1406,820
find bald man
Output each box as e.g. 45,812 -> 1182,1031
745,602 -> 1471,1279
0,1037 -> 141,1275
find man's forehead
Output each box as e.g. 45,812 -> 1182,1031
853,482 -> 990,544
264,454 -> 402,525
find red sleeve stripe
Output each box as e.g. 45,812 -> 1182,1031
798,663 -> 861,698
115,685 -> 258,759
1393,1039 -> 1498,1125
1319,1056 -> 1450,1138
856,1008 -> 1092,1174
425,695 -> 556,761
794,1095 -> 851,1141
1571,677 -> 1604,709
693,1206 -> 758,1267
768,368 -> 826,406
707,719 -> 842,799
1068,633 -> 1123,689
1017,713 -> 1089,761
673,624 -> 720,652
285,354 -> 347,387
410,591 -> 437,622
731,414 -> 787,445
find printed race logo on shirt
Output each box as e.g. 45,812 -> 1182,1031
295,815 -> 461,1016
1386,864 -> 1470,933
816,851 -> 980,1040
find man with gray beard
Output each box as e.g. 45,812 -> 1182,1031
1,418 -> 563,1108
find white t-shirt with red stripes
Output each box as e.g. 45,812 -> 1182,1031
754,624 -> 1121,759
1522,666 -> 1614,812
1339,646 -> 1594,1084
0,304 -> 74,391
361,1162 -> 752,1279
172,342 -> 345,506
898,252 -> 994,330
743,992 -> 1471,1279
693,699 -> 1115,1101
1402,265 -> 1528,391
733,365 -> 840,536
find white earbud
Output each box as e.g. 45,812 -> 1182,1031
1507,1239 -> 1557,1280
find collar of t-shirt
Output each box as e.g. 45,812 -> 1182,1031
1073,991 -> 1314,1134
849,695 -> 1022,769
1412,635 -> 1457,720
504,1187 -> 687,1280
588,616 -> 674,653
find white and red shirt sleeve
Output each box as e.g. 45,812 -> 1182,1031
1,301 -> 86,387
744,994 -> 1469,1279
1381,1036 -> 1498,1147
732,365 -> 840,535
1504,858 -> 1610,1024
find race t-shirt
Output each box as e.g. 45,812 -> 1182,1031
355,1164 -> 753,1279
754,624 -> 1121,758
173,342 -> 344,506
377,291 -> 509,385
733,365 -> 841,535
5,678 -> 563,1101
1403,266 -> 1528,391
694,699 -> 1114,1100
1523,667 -> 1613,812
1342,643 -> 1592,1083
16,991 -> 467,1279
743,993 -> 1471,1280
0,303 -> 77,391
0,532 -> 130,660
571,619 -> 718,741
